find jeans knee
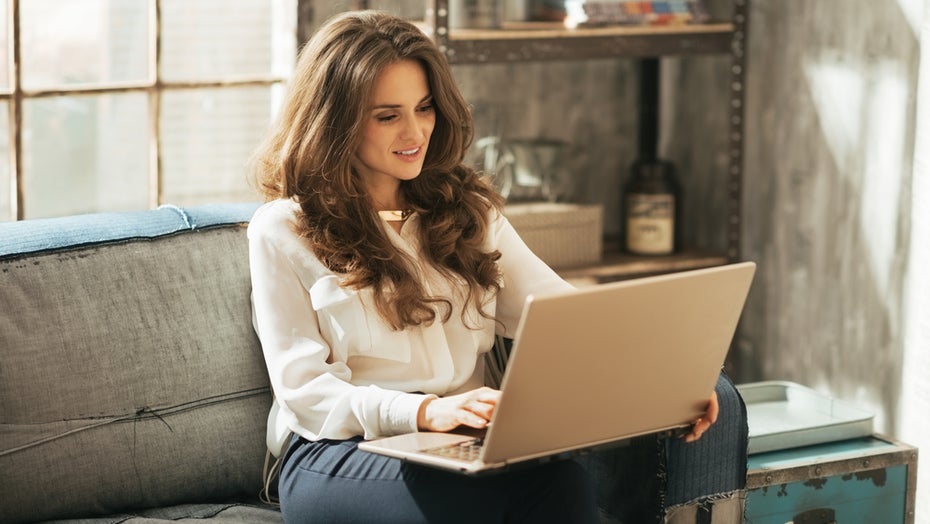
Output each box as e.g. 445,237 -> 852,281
519,459 -> 599,523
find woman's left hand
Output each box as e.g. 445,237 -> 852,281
683,391 -> 719,443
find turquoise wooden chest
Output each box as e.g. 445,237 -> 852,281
745,435 -> 918,523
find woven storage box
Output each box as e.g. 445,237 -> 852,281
503,202 -> 603,269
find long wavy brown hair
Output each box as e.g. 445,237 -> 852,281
250,10 -> 504,330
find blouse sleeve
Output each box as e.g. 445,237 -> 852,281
491,210 -> 575,338
247,204 -> 432,442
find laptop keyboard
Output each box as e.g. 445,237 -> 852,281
423,438 -> 484,461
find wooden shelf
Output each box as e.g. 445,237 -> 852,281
441,22 -> 735,64
557,248 -> 729,286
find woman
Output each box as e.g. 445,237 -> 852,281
248,10 -> 716,523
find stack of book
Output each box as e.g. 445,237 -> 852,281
564,0 -> 710,28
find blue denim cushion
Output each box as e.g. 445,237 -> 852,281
170,202 -> 262,230
0,203 -> 262,260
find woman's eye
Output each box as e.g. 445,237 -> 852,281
417,103 -> 434,113
377,114 -> 397,123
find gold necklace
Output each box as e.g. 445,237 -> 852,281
378,209 -> 411,222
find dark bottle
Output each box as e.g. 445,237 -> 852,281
622,159 -> 680,255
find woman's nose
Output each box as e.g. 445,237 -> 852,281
400,115 -> 424,141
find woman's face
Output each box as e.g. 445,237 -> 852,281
355,59 -> 436,204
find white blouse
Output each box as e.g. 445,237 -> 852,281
248,199 -> 571,454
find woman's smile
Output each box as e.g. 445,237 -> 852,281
394,146 -> 423,161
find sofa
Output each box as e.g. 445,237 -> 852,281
0,203 -> 748,523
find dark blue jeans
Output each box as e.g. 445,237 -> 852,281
578,372 -> 749,523
276,372 -> 746,524
278,436 -> 600,524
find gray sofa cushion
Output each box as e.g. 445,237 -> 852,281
0,224 -> 272,523
44,502 -> 283,524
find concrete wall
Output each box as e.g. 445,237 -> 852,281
740,0 -> 926,517
740,0 -> 920,434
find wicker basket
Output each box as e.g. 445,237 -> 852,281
503,202 -> 603,269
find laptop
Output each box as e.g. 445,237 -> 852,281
358,261 -> 756,475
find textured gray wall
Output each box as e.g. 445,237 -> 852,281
740,0 -> 920,436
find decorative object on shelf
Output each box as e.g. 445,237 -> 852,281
531,0 -> 569,22
503,202 -> 603,268
501,138 -> 569,202
473,135 -> 512,196
622,57 -> 680,256
475,137 -> 570,203
623,159 -> 680,255
564,0 -> 710,28
503,0 -> 533,22
449,0 -> 503,29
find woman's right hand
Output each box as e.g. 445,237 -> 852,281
417,387 -> 501,432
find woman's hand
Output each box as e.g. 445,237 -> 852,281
683,391 -> 719,443
417,387 -> 501,432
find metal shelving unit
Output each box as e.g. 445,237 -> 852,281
423,0 -> 749,283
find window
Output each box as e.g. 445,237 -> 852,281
1,0 -> 297,221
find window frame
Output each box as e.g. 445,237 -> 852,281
1,0 -> 295,220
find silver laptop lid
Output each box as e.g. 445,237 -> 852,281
481,262 -> 756,464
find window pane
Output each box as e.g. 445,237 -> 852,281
23,93 -> 150,219
161,0 -> 297,81
20,0 -> 150,90
161,86 -> 275,205
0,101 -> 10,221
0,0 -> 9,90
